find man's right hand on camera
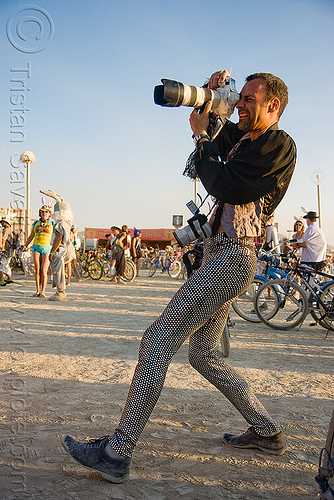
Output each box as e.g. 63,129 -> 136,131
189,101 -> 212,138
208,70 -> 231,90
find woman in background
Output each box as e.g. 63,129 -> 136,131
22,202 -> 53,297
292,218 -> 305,259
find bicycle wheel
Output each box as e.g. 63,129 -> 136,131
121,259 -> 136,282
88,259 -> 103,280
220,322 -> 230,358
255,278 -> 308,330
315,281 -> 334,331
148,259 -> 158,277
168,259 -> 182,279
102,259 -> 109,277
81,259 -> 89,278
232,277 -> 265,323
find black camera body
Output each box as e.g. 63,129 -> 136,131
173,213 -> 212,248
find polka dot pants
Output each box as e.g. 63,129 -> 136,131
109,233 -> 278,457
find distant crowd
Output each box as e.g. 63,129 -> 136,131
1,202 -> 333,296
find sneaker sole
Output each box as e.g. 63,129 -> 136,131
61,437 -> 129,483
100,471 -> 128,483
223,438 -> 287,456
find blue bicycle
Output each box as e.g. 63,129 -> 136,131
148,249 -> 183,279
233,240 -> 334,331
255,259 -> 334,331
232,243 -> 294,323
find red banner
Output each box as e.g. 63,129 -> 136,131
84,227 -> 175,241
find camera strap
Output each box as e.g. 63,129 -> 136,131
211,202 -> 224,235
211,132 -> 251,235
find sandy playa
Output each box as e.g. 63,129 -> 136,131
1,270 -> 333,500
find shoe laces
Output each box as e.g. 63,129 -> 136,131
244,426 -> 256,435
85,436 -> 109,448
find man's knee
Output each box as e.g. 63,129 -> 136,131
188,347 -> 215,373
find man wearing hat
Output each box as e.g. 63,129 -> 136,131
295,211 -> 327,270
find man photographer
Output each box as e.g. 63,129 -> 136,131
62,70 -> 296,483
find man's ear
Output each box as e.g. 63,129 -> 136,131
268,98 -> 280,114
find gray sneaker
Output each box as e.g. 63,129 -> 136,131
49,291 -> 67,301
223,426 -> 287,455
62,435 -> 131,483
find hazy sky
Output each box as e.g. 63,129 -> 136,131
0,0 -> 333,243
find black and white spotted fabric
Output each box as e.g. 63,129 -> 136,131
109,233 -> 278,457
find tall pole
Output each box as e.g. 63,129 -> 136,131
20,151 -> 36,238
311,171 -> 323,229
25,161 -> 31,238
317,181 -> 321,228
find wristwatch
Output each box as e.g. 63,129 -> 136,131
193,133 -> 210,146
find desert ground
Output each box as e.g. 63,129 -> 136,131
1,269 -> 333,500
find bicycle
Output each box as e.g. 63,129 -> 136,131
77,251 -> 90,278
87,248 -> 137,282
254,259 -> 334,331
87,258 -> 104,280
122,257 -> 137,282
232,240 -> 296,323
9,250 -> 24,273
148,249 -> 183,279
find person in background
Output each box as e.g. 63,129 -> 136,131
131,228 -> 142,276
295,210 -> 327,270
291,218 -> 305,259
40,189 -> 73,302
71,225 -> 81,251
111,226 -> 126,284
66,225 -> 82,284
123,225 -> 132,259
0,218 -> 15,286
21,202 -> 54,297
106,226 -> 119,280
105,227 -> 117,252
263,213 -> 279,253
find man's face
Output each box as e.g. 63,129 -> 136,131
236,79 -> 271,133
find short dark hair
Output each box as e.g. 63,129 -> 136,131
246,73 -> 288,119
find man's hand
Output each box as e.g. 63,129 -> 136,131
50,231 -> 63,258
189,101 -> 212,136
207,70 -> 231,90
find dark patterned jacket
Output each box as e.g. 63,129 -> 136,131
194,121 -> 297,234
